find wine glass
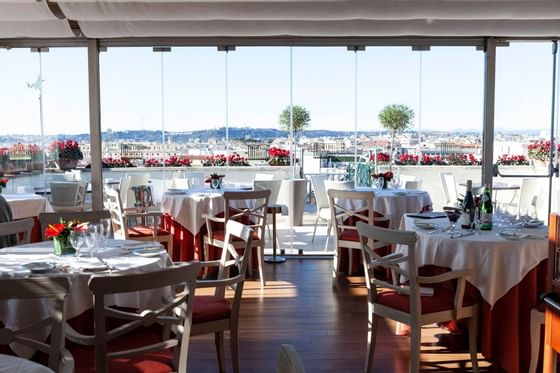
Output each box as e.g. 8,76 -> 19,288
446,210 -> 461,233
69,230 -> 86,260
99,218 -> 112,248
84,225 -> 100,258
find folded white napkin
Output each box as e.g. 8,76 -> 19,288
0,264 -> 31,278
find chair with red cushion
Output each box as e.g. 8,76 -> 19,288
203,189 -> 269,288
356,222 -> 479,373
194,220 -> 254,373
328,189 -> 391,287
67,263 -> 200,373
104,186 -> 174,258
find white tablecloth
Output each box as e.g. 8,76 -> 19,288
0,354 -> 53,373
162,187 -> 267,235
2,194 -> 53,220
342,188 -> 432,228
398,216 -> 548,307
0,239 -> 172,357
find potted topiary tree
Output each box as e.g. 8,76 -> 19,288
378,104 -> 415,170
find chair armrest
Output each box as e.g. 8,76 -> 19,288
65,322 -> 95,346
417,269 -> 472,284
199,260 -> 222,268
201,213 -> 225,224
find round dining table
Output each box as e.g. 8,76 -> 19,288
0,239 -> 172,358
398,215 -> 548,373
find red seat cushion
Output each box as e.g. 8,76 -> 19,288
67,309 -> 175,373
193,295 -> 231,323
339,229 -> 359,242
208,230 -> 261,243
375,285 -> 477,315
127,226 -> 170,238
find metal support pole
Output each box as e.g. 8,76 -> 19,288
87,39 -> 103,210
482,38 -> 496,188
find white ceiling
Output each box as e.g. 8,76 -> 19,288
1,0 -> 560,39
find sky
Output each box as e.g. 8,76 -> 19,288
0,42 -> 556,137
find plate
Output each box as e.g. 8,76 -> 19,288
132,248 -> 167,257
23,262 -> 56,274
414,220 -> 439,230
393,190 -> 407,196
523,220 -> 544,228
166,189 -> 188,195
497,231 -> 527,241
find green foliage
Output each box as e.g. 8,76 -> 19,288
279,105 -> 311,134
378,104 -> 415,133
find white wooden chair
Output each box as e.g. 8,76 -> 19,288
439,172 -> 461,207
88,262 -> 200,373
49,181 -> 88,212
0,276 -> 74,373
203,189 -> 270,288
171,171 -> 190,189
276,344 -> 306,373
104,186 -> 174,258
0,217 -> 35,248
193,220 -> 254,373
356,222 -> 479,373
125,173 -> 150,208
309,175 -> 329,244
404,180 -> 422,190
253,179 -> 283,241
323,180 -> 355,252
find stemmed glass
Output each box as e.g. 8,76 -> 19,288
84,224 -> 101,258
69,230 -> 86,260
446,210 -> 461,233
99,218 -> 112,250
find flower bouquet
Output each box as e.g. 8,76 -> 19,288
372,171 -> 393,189
268,147 -> 290,166
0,177 -> 7,193
49,139 -> 83,170
45,219 -> 87,256
205,173 -> 225,189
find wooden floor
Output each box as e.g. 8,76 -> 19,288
188,258 -> 498,373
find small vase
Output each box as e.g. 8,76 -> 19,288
210,178 -> 222,190
383,180 -> 388,189
53,236 -> 76,256
58,159 -> 79,170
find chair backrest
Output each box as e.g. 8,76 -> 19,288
171,175 -> 190,189
327,189 -> 374,244
253,180 -> 282,204
255,173 -> 275,181
125,173 -> 150,208
355,163 -> 372,187
324,180 -> 355,193
276,344 -> 306,373
399,174 -> 417,185
205,220 -> 254,315
404,180 -> 422,190
38,211 -> 110,241
89,262 -> 200,373
519,178 -> 540,217
103,187 -> 129,240
0,217 -> 35,247
117,177 -> 131,208
0,276 -> 73,372
49,181 -> 88,211
130,184 -> 155,209
356,222 -> 421,316
439,172 -> 459,206
223,190 -> 270,242
310,175 -> 329,210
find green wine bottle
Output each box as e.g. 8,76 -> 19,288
480,185 -> 493,230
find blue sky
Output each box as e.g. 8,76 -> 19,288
0,42 -> 555,136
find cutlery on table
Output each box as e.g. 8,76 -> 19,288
450,232 -> 475,239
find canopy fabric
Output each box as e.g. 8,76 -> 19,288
1,0 -> 560,39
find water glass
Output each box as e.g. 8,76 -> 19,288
69,230 -> 86,259
85,225 -> 100,258
100,218 -> 112,245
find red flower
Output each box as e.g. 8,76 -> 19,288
45,223 -> 66,238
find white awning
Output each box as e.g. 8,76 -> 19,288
1,0 -> 560,39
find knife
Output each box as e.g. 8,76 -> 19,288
450,232 -> 475,239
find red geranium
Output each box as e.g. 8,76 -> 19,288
372,171 -> 393,181
0,178 -> 8,188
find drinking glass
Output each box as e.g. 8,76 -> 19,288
99,218 -> 112,246
84,225 -> 100,258
378,177 -> 385,191
69,230 -> 86,259
447,210 -> 461,233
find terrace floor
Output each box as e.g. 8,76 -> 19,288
189,208 -> 501,372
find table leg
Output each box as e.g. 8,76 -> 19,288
265,210 -> 285,263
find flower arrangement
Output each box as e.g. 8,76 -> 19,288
48,140 -> 83,161
145,156 -> 191,167
372,171 -> 394,189
420,154 -> 446,165
102,157 -> 134,168
205,173 -> 225,189
370,152 -> 390,163
45,219 -> 87,256
372,171 -> 394,182
268,147 -> 290,166
396,153 -> 419,165
528,140 -> 560,162
496,154 -> 530,166
203,153 -> 249,167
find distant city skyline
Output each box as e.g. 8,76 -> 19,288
0,42 -> 556,137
